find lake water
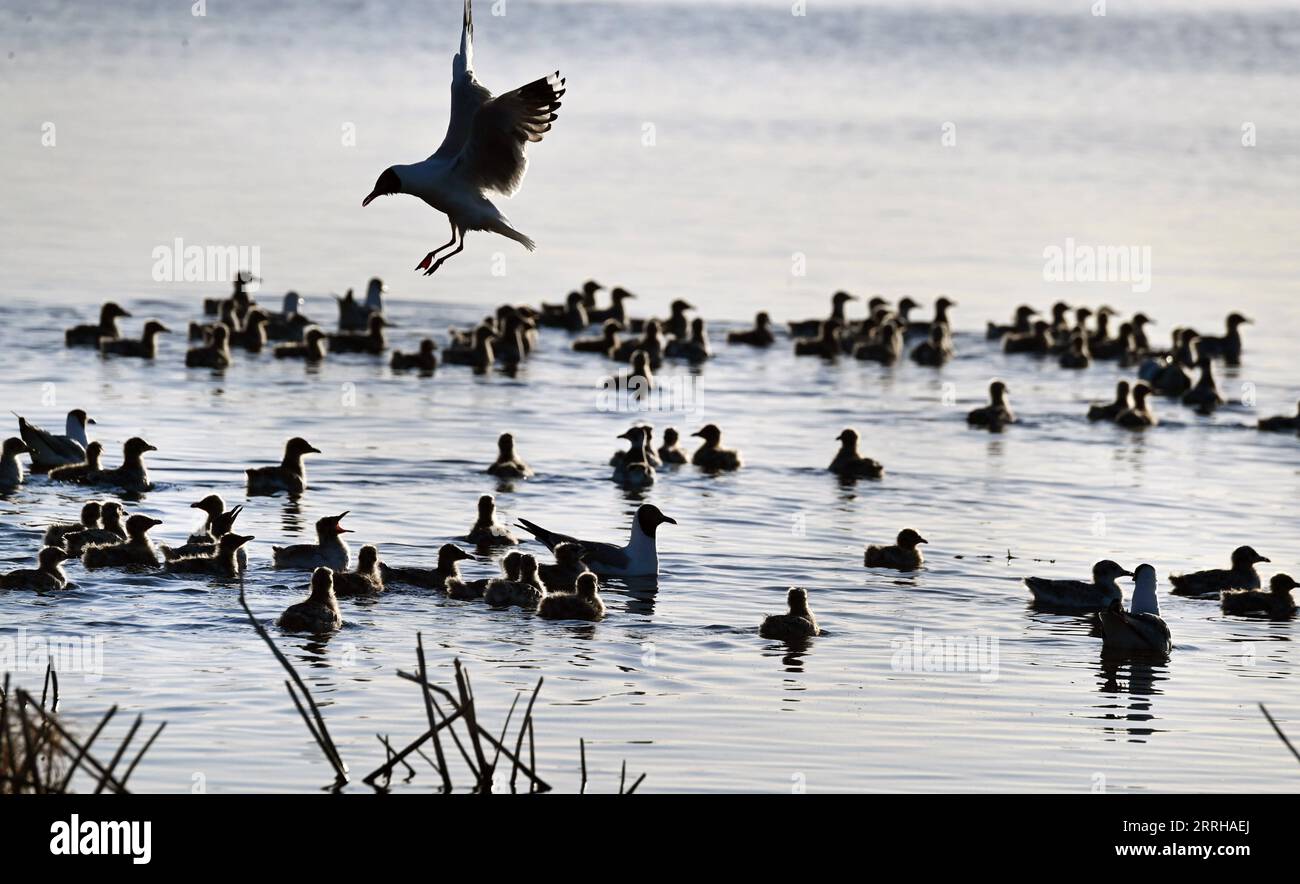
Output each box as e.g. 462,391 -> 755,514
1,0 -> 1298,793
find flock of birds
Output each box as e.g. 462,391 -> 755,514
2,274 -> 1296,654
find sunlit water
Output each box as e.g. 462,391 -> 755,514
1,0 -> 1298,792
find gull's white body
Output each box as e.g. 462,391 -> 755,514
1130,567 -> 1160,616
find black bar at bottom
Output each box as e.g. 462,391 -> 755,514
0,793 -> 1281,868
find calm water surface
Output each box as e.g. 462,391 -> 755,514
1,0 -> 1298,792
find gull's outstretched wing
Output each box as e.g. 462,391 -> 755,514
431,0 -> 492,160
455,71 -> 565,195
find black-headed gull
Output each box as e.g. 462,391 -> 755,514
517,504 -> 675,578
362,0 -> 565,277
1099,564 -> 1172,655
14,408 -> 94,472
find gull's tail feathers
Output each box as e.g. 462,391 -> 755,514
489,219 -> 535,252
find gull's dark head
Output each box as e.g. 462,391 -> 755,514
576,572 -> 599,599
126,514 -> 163,538
211,505 -> 244,537
555,542 -> 584,568
691,423 -> 722,445
635,504 -> 676,537
502,551 -> 523,580
220,533 -> 255,554
190,493 -> 225,518
357,545 -> 379,570
898,528 -> 928,548
519,554 -> 539,578
318,512 -> 352,536
124,437 -> 157,458
311,566 -> 335,600
1231,545 -> 1269,568
286,437 -> 321,458
439,543 -> 474,566
1093,560 -> 1133,581
1270,573 -> 1297,594
40,546 -> 72,567
362,167 -> 402,207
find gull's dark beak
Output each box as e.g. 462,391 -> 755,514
660,514 -> 677,525
362,188 -> 381,208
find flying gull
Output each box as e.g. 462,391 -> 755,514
362,0 -> 565,276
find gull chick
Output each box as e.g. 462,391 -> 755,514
1024,560 -> 1131,611
0,547 -> 72,591
537,571 -> 605,621
246,437 -> 321,496
278,567 -> 342,633
1170,545 -> 1268,597
272,512 -> 353,571
1222,574 -> 1298,619
864,529 -> 927,571
759,588 -> 820,640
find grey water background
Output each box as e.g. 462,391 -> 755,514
1,0 -> 1298,791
